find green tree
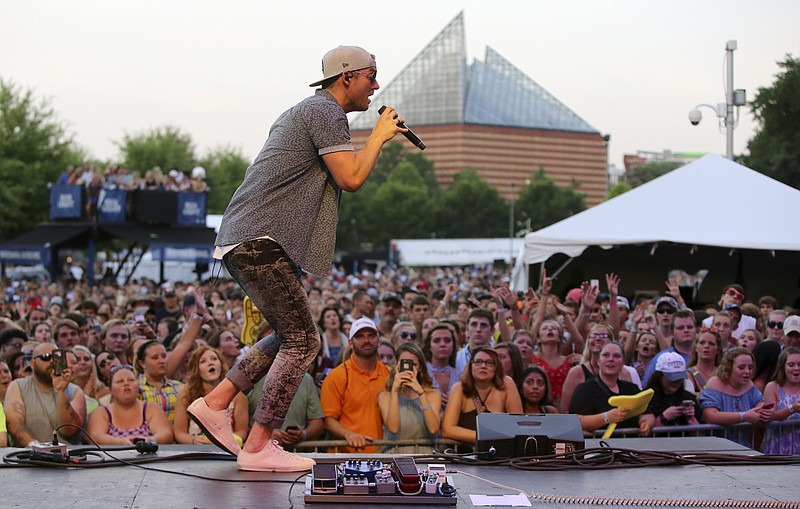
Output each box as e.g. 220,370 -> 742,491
116,125 -> 196,173
0,79 -> 75,240
370,141 -> 439,192
607,181 -> 632,199
199,145 -> 249,214
434,170 -> 508,238
368,162 -> 435,246
741,56 -> 800,189
626,161 -> 681,187
516,168 -> 586,231
337,180 -> 379,251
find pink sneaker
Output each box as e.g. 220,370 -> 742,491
237,440 -> 316,472
187,397 -> 241,456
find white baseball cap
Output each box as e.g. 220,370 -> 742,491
655,352 -> 687,382
309,46 -> 376,87
348,317 -> 378,340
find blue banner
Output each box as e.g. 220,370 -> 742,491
0,246 -> 48,265
49,185 -> 82,219
177,193 -> 207,226
150,244 -> 213,263
98,189 -> 127,223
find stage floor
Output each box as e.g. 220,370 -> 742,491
2,437 -> 798,508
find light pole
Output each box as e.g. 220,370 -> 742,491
688,40 -> 747,160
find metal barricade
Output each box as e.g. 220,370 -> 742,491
292,438 -> 461,454
594,419 -> 800,451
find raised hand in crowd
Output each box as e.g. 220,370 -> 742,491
665,278 -> 685,308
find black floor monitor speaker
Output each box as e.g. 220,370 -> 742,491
476,413 -> 585,458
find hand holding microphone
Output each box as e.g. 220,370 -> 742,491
378,105 -> 426,150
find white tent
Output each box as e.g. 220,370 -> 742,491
512,154 -> 800,303
393,238 -> 524,266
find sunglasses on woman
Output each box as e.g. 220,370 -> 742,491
399,331 -> 417,340
98,353 -> 117,369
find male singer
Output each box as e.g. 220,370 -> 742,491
188,45 -> 406,472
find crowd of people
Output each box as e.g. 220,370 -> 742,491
57,163 -> 210,194
55,163 -> 209,221
1,265 -> 798,454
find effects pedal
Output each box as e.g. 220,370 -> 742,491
342,475 -> 370,495
312,463 -> 339,494
391,456 -> 421,492
343,459 -> 387,482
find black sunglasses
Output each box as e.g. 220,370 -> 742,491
98,353 -> 117,369
767,321 -> 784,329
656,308 -> 676,315
399,331 -> 417,340
34,353 -> 54,362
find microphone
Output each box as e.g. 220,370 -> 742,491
378,105 -> 426,150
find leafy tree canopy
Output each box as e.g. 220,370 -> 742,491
116,125 -> 196,173
516,168 -> 586,232
626,161 -> 682,187
741,56 -> 800,189
199,145 -> 249,214
0,79 -> 75,240
607,181 -> 632,200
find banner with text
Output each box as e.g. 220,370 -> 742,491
49,185 -> 83,219
177,193 -> 207,226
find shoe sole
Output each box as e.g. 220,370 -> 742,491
236,462 -> 314,473
187,404 -> 239,456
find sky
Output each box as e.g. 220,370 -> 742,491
2,1 -> 798,170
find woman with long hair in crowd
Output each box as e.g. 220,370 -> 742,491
174,346 -> 249,445
532,320 -> 574,411
737,329 -> 762,352
423,324 -> 458,411
761,347 -> 800,454
496,342 -> 525,386
687,327 -> 723,394
627,329 -> 660,379
700,347 -> 774,447
71,345 -> 104,412
206,329 -> 242,370
377,343 -> 441,453
511,329 -> 535,368
87,365 -> 173,445
442,347 -> 522,445
135,340 -> 184,425
317,306 -> 347,365
390,321 -> 418,349
31,322 -> 51,343
517,366 -> 558,414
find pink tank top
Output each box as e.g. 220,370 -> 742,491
105,402 -> 152,439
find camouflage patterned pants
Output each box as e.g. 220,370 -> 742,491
223,239 -> 320,428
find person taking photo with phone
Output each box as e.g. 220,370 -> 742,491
639,352 -> 700,434
5,342 -> 86,446
377,343 -> 441,453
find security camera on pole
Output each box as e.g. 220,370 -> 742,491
687,40 -> 747,160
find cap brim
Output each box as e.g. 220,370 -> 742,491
663,371 -> 686,382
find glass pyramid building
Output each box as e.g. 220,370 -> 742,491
349,12 -> 607,206
350,12 -> 597,134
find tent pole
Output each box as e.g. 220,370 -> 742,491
546,258 -> 575,288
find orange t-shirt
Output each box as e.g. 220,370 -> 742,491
320,356 -> 389,453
